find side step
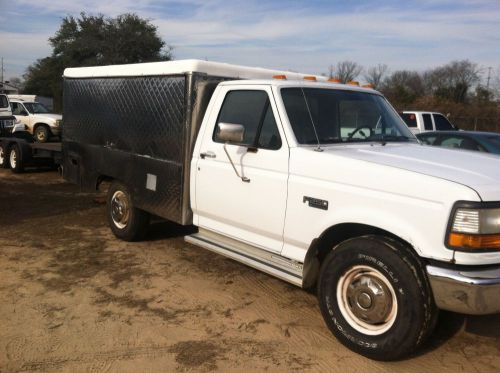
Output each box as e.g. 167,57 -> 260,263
185,229 -> 303,287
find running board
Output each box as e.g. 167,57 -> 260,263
185,229 -> 303,287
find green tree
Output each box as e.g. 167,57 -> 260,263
23,13 -> 172,111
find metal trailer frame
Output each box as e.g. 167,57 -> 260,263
0,136 -> 61,171
62,72 -> 226,226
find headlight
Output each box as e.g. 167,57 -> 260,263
56,119 -> 62,126
15,118 -> 21,124
448,203 -> 500,251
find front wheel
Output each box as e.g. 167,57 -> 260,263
34,125 -> 50,143
106,181 -> 150,241
318,235 -> 437,361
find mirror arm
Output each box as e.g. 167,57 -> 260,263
223,143 -> 250,183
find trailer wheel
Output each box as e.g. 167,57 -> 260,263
317,235 -> 437,361
34,125 -> 50,143
9,144 -> 24,173
107,181 -> 150,241
0,144 -> 9,168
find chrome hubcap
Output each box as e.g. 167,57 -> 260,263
111,191 -> 130,229
337,265 -> 398,335
10,150 -> 16,168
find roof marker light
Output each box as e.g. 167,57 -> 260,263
362,84 -> 374,89
303,76 -> 317,81
328,78 -> 341,83
273,75 -> 287,80
347,81 -> 360,86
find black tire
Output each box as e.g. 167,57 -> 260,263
318,235 -> 437,361
9,144 -> 24,173
34,125 -> 50,143
106,181 -> 150,241
0,144 -> 9,169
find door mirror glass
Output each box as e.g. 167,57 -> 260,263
217,122 -> 245,143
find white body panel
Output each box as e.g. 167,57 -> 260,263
9,100 -> 62,135
190,80 -> 500,268
193,85 -> 289,252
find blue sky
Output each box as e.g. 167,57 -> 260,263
0,0 -> 499,83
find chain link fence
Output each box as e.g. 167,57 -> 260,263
449,116 -> 500,132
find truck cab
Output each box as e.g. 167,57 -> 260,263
400,110 -> 457,134
0,94 -> 16,137
10,99 -> 62,142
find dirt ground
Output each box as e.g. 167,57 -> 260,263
0,168 -> 499,373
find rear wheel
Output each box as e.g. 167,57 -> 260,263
107,181 -> 150,241
34,125 -> 50,143
318,235 -> 437,361
9,145 -> 24,173
0,145 -> 9,168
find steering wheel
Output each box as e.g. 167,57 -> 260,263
348,126 -> 373,139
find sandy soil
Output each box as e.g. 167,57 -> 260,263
0,168 -> 499,372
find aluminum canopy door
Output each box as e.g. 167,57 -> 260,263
194,85 -> 289,253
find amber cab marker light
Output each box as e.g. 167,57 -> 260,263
328,78 -> 341,83
347,81 -> 360,86
449,232 -> 500,250
362,84 -> 374,89
303,76 -> 317,81
273,75 -> 287,80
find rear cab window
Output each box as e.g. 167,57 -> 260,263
401,113 -> 417,128
0,95 -> 9,108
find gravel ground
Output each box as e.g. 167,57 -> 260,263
0,168 -> 499,372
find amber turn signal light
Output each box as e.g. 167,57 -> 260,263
448,232 -> 500,250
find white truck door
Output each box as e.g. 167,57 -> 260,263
194,86 -> 289,253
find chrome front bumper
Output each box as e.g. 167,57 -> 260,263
427,265 -> 500,315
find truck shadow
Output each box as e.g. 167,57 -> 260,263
417,311 -> 500,357
145,219 -> 197,241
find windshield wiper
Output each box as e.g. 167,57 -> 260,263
373,134 -> 415,145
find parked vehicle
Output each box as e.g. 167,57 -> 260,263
8,94 -> 54,111
0,127 -> 61,172
10,98 -> 62,142
0,94 -> 16,136
62,60 -> 500,361
417,130 -> 500,154
400,111 -> 458,134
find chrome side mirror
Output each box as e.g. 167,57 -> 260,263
217,122 -> 245,143
217,122 -> 250,183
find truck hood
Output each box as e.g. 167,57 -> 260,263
33,113 -> 62,121
322,143 -> 500,201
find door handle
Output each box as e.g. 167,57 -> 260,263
200,151 -> 216,159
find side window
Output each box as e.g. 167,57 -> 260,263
419,135 -> 437,145
440,136 -> 463,149
11,102 -> 21,115
433,114 -> 454,130
422,114 -> 433,130
214,90 -> 281,150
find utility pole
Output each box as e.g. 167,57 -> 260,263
1,57 -> 3,84
486,66 -> 492,89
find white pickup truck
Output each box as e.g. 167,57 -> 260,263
62,60 -> 500,361
400,110 -> 458,134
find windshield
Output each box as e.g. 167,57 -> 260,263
23,102 -> 50,114
281,88 -> 416,144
